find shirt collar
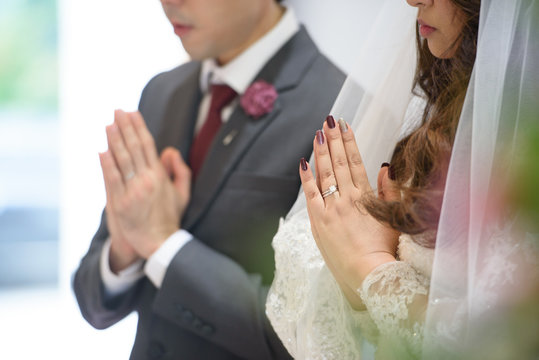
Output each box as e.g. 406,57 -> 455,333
199,6 -> 300,95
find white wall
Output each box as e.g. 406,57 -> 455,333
291,0 -> 384,73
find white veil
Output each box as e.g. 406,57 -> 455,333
424,0 -> 539,357
268,0 -> 538,358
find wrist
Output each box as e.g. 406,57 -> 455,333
347,252 -> 396,289
341,283 -> 367,311
140,240 -> 164,260
140,228 -> 179,259
109,242 -> 140,274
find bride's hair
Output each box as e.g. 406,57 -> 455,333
364,0 -> 480,247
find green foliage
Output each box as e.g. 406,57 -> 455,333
512,120 -> 539,233
0,0 -> 58,111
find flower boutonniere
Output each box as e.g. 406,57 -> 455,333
240,80 -> 278,120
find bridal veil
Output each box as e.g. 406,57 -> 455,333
425,0 -> 538,357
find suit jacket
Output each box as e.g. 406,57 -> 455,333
73,27 -> 345,360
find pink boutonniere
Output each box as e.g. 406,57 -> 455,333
240,80 -> 278,119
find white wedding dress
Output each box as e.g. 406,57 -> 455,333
266,96 -> 434,359
267,206 -> 434,359
266,93 -> 539,359
266,206 -> 537,359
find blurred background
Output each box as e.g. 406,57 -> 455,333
0,0 -> 382,358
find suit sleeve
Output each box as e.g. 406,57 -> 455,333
151,239 -> 292,360
71,71 -> 167,329
72,210 -> 144,329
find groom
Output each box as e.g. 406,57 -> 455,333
73,0 -> 345,358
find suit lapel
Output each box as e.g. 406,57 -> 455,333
156,64 -> 202,159
183,27 -> 319,230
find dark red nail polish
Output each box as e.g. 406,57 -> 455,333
381,162 -> 390,168
388,165 -> 396,180
300,157 -> 308,171
316,130 -> 325,145
326,115 -> 336,129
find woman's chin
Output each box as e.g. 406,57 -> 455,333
428,42 -> 457,59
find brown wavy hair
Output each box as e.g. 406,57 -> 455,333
364,0 -> 480,247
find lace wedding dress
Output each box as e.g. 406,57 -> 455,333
267,204 -> 538,360
265,91 -> 539,359
267,203 -> 435,359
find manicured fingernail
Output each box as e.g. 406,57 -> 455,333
300,157 -> 308,171
388,165 -> 396,180
316,130 -> 325,145
381,162 -> 390,168
326,115 -> 336,129
338,118 -> 348,133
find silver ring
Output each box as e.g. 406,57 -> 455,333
322,185 -> 338,198
124,171 -> 135,181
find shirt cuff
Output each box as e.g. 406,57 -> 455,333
144,229 -> 193,288
100,238 -> 145,298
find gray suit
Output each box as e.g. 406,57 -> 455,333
74,27 -> 345,359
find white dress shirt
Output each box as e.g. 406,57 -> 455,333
101,6 -> 300,296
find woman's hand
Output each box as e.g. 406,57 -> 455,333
300,116 -> 400,307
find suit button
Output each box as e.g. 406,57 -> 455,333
181,309 -> 194,323
147,341 -> 165,359
201,324 -> 215,336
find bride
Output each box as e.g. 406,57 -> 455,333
267,0 -> 538,358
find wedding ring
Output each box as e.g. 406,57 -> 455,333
124,171 -> 135,181
322,185 -> 338,198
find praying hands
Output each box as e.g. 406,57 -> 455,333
99,110 -> 191,273
299,115 -> 401,309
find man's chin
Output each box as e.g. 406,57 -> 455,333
180,45 -> 214,62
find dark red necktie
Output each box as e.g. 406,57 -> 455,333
189,84 -> 237,178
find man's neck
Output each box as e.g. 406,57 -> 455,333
217,4 -> 285,66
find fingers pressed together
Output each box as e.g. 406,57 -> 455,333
299,115 -> 401,295
300,115 -> 370,211
101,110 -> 158,189
99,110 -> 193,261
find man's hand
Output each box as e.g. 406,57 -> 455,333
100,110 -> 191,271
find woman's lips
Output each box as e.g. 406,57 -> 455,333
418,19 -> 436,37
173,24 -> 193,37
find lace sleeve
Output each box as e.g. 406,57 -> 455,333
357,261 -> 430,357
267,208 -> 372,359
